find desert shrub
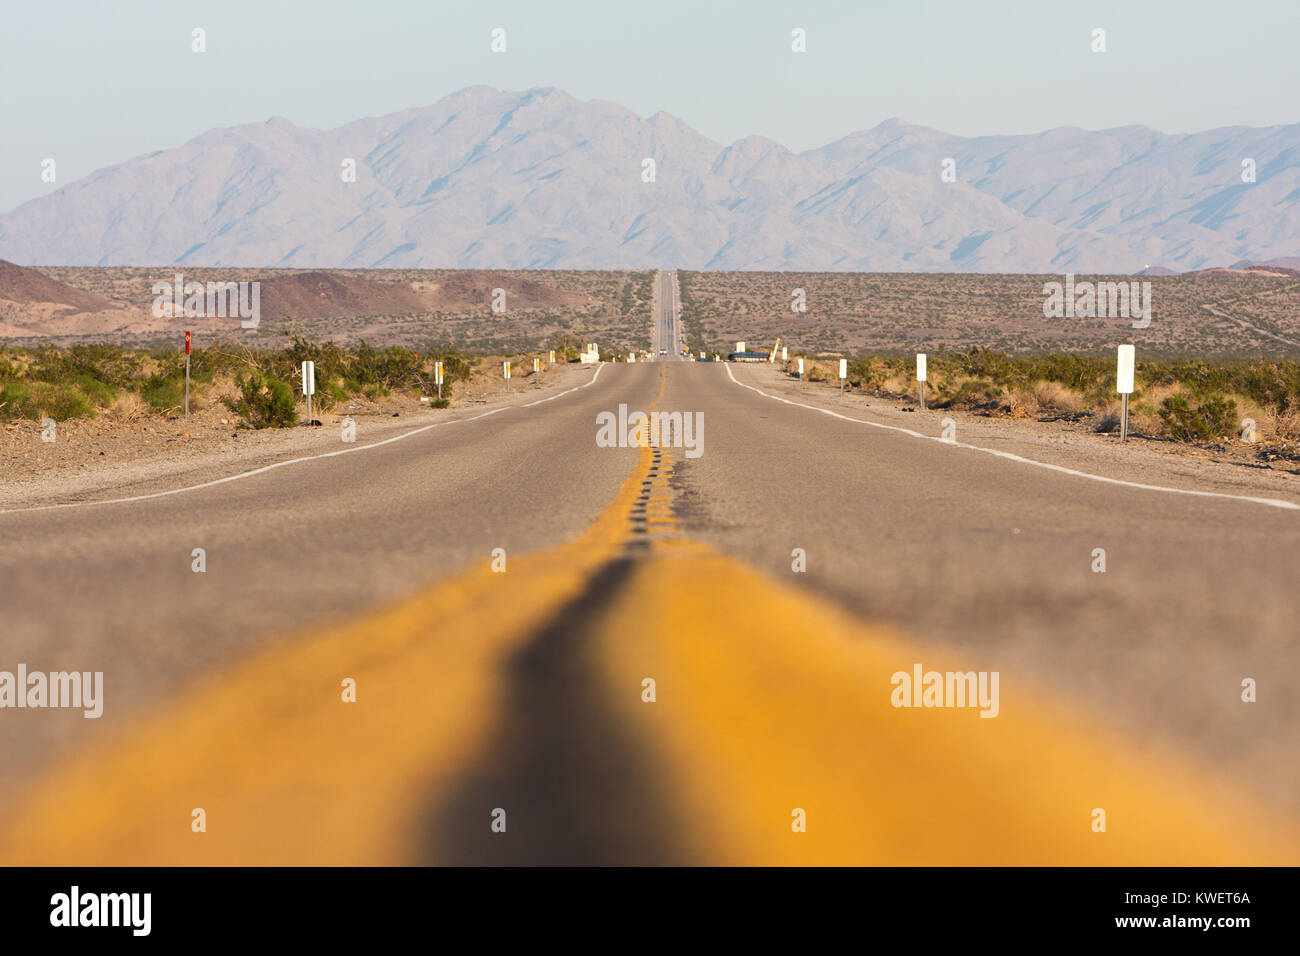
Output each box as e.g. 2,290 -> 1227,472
1265,405 -> 1300,441
30,344 -> 147,391
1158,394 -> 1238,442
1094,412 -> 1121,433
139,375 -> 184,413
846,356 -> 895,390
0,382 -> 30,417
1,381 -> 94,420
1027,381 -> 1084,415
0,348 -> 21,382
63,372 -> 116,408
940,378 -> 1003,408
225,370 -> 297,428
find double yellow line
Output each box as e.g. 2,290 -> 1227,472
3,366 -> 1296,864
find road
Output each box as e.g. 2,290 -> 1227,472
2,358 -> 1299,864
651,269 -> 681,360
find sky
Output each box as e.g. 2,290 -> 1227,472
3,0 -> 1298,213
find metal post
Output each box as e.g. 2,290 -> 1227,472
920,382 -> 926,409
1120,393 -> 1129,442
184,353 -> 190,420
306,388 -> 312,425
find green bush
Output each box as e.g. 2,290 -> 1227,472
1158,394 -> 1238,442
139,375 -> 183,413
0,382 -> 31,418
0,381 -> 94,420
225,370 -> 297,428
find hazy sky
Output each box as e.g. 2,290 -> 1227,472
3,0 -> 1298,212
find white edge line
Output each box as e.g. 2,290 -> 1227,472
725,364 -> 1300,513
2,363 -> 606,516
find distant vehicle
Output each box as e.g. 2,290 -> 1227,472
659,348 -> 667,355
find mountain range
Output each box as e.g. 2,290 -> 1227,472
1,86 -> 1296,272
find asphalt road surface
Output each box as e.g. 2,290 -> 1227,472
2,357 -> 1298,865
651,269 -> 681,360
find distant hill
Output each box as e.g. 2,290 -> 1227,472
0,86 -> 1296,273
0,259 -> 114,312
257,272 -> 429,320
257,270 -> 590,320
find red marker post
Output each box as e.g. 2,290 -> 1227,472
184,331 -> 192,420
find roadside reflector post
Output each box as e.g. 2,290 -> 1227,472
1117,344 -> 1135,442
782,346 -> 788,362
916,353 -> 927,409
504,360 -> 511,392
839,358 -> 847,399
797,357 -> 805,386
549,349 -> 555,364
435,360 -> 444,401
184,330 -> 192,420
533,356 -> 541,386
302,360 -> 316,423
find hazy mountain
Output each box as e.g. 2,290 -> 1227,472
1,86 -> 1295,272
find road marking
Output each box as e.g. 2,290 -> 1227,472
0,363 -> 648,865
0,364 -> 605,516
726,364 -> 1300,512
520,361 -> 605,406
4,363 -> 1293,864
596,549 -> 1300,864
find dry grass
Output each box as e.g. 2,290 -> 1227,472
1264,406 -> 1300,441
110,392 -> 146,422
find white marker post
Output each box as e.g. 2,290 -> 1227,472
184,330 -> 191,420
1116,344 -> 1135,442
916,353 -> 927,409
302,360 -> 316,423
797,357 -> 805,386
435,360 -> 444,401
549,350 -> 555,364
504,360 -> 511,392
533,356 -> 541,386
782,346 -> 788,362
839,358 -> 847,399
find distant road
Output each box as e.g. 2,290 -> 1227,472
651,269 -> 681,360
2,360 -> 1297,864
1202,302 -> 1300,348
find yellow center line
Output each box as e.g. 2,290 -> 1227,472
0,367 -> 670,866
4,364 -> 1293,865
593,550 -> 1300,865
